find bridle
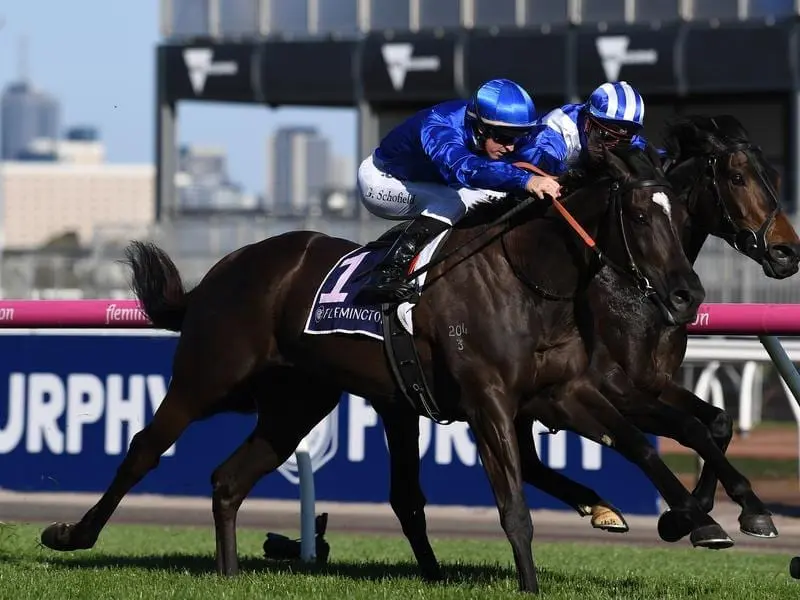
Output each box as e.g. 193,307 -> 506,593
401,159 -> 678,323
608,177 -> 671,298
663,139 -> 781,262
501,167 -> 675,317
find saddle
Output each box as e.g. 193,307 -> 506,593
361,222 -> 455,424
369,161 -> 555,424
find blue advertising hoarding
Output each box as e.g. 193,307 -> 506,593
0,332 -> 660,514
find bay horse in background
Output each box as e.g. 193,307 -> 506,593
40,144 -> 707,594
511,114 -> 799,542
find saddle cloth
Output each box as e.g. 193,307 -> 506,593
303,230 -> 448,340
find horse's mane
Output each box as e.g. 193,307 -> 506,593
661,114 -> 779,184
455,192 -> 539,228
549,144 -> 668,212
581,144 -> 666,184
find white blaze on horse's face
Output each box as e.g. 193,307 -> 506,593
652,191 -> 672,222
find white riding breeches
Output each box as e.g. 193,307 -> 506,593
357,153 -> 508,226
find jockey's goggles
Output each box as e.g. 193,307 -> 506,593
587,116 -> 640,146
478,124 -> 532,146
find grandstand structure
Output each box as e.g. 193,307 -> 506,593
5,0 -> 800,302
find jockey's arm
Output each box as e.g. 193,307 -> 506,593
633,134 -> 671,159
514,130 -> 570,176
420,122 -> 533,193
632,134 -> 648,151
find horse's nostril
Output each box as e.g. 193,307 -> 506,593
669,289 -> 692,310
769,244 -> 800,263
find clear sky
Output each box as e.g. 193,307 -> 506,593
0,1 -> 357,195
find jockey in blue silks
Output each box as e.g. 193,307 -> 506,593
519,81 -> 649,176
354,78 -> 562,305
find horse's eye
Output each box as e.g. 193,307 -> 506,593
731,173 -> 745,186
634,212 -> 648,224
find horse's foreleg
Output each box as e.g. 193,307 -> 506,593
619,383 -> 777,543
380,399 -> 441,581
645,381 -> 732,514
468,386 -> 539,594
561,378 -> 734,550
515,413 -> 628,533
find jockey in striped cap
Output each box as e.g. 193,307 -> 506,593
517,81 -> 649,176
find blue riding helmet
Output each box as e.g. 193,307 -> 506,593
585,81 -> 645,130
465,78 -> 537,149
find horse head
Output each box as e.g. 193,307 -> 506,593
534,143 -> 704,326
599,143 -> 704,325
662,114 -> 800,279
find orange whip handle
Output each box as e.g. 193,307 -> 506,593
513,161 -> 598,250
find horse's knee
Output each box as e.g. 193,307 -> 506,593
390,487 -> 427,518
680,412 -> 734,456
708,410 -> 733,444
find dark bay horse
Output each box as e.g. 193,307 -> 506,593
40,145 -> 704,594
513,115 -> 800,540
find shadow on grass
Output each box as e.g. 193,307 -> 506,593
0,523 -> 650,593
26,552 -> 510,584
8,550 -> 647,592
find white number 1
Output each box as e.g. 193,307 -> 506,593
319,252 -> 369,304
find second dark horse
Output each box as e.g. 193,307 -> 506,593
512,115 -> 798,544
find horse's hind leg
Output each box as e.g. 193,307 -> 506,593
515,414 -> 628,533
40,380 -> 197,550
380,398 -> 441,581
210,372 -> 342,576
41,308 -> 263,553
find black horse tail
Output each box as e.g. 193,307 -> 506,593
122,241 -> 188,332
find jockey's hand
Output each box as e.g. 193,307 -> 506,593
525,175 -> 561,200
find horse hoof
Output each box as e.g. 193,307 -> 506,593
40,522 -> 94,551
690,524 -> 734,550
657,510 -> 693,543
790,556 -> 800,579
739,513 -> 779,539
590,504 -> 629,533
421,564 -> 443,582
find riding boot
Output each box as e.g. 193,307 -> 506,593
356,215 -> 450,305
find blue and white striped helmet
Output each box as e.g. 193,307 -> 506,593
586,81 -> 645,128
465,78 -> 537,146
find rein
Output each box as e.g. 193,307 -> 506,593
410,161 -> 669,304
406,162 -> 605,283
